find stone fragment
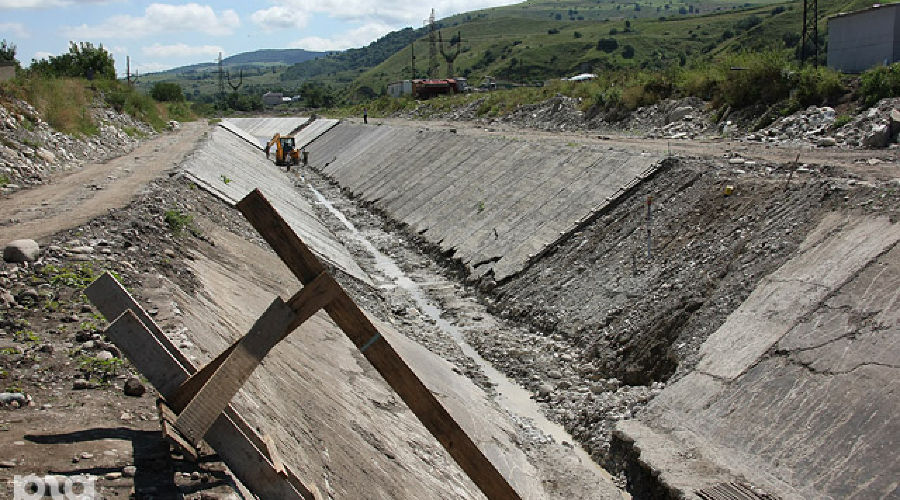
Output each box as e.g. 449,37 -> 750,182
123,377 -> 146,397
3,239 -> 39,263
817,137 -> 837,147
862,124 -> 890,148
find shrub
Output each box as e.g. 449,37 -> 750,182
1,39 -> 19,68
860,62 -> 900,107
150,82 -> 185,102
622,45 -> 636,59
29,42 -> 115,80
791,66 -> 845,107
597,38 -> 619,53
719,51 -> 791,108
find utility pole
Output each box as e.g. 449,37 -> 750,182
800,0 -> 818,66
411,41 -> 416,80
217,52 -> 225,110
439,31 -> 462,78
126,56 -> 131,85
427,9 -> 438,78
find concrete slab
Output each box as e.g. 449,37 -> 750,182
182,126 -> 369,284
621,213 -> 900,499
150,220 -> 575,499
221,117 -> 311,148
305,123 -> 663,282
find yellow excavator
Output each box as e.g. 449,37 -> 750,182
265,134 -> 300,168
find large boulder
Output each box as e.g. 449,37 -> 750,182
3,239 -> 40,263
862,124 -> 890,148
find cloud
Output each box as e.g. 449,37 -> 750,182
250,6 -> 309,30
32,51 -> 53,60
0,22 -> 29,38
253,0 -> 518,29
290,22 -> 394,51
64,3 -> 240,39
0,0 -> 116,7
142,43 -> 222,58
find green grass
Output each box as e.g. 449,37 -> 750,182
0,174 -> 7,188
37,262 -> 99,290
77,355 -> 123,383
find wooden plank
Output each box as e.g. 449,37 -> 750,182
236,191 -> 523,500
170,340 -> 239,412
175,298 -> 296,444
86,273 -> 195,374
237,189 -> 324,284
86,272 -> 270,458
105,310 -> 190,399
98,307 -> 312,499
263,434 -> 286,475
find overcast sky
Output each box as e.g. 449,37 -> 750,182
0,0 -> 518,76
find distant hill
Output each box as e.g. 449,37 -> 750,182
223,49 -> 327,66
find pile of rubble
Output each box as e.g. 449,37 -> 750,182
0,97 -> 154,194
498,95 -> 586,131
745,98 -> 900,148
630,97 -> 715,139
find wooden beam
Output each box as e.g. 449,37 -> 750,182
86,273 -> 269,458
170,271 -> 337,412
236,189 -> 523,500
90,279 -> 315,500
237,189 -> 324,285
175,297 -> 295,444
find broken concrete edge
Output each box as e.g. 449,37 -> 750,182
493,158 -> 671,288
609,420 -> 765,500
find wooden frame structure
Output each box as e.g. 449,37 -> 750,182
86,189 -> 521,500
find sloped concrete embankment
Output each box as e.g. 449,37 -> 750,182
616,213 -> 900,499
173,121 -> 618,499
304,122 -> 662,283
182,125 -> 368,283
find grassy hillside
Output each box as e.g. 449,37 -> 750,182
134,48 -> 327,103
346,0 -> 872,99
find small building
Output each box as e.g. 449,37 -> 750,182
827,3 -> 900,73
387,80 -> 413,98
262,92 -> 283,106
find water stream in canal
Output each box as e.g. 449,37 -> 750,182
305,181 -> 612,481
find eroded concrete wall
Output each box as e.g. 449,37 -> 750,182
621,213 -> 900,498
305,122 -> 662,282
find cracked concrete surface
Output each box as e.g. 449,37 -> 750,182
622,213 -> 900,499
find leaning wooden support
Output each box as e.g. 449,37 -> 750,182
237,189 -> 523,500
85,275 -> 319,500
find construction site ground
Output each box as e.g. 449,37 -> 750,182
0,115 -> 897,499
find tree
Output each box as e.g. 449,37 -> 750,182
30,42 -> 115,80
597,38 -> 619,53
622,45 -> 636,59
150,82 -> 185,102
1,39 -> 19,68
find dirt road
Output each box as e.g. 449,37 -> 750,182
372,117 -> 900,180
0,121 -> 207,247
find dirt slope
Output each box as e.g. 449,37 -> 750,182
0,121 -> 206,247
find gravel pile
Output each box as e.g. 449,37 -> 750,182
0,97 -> 154,194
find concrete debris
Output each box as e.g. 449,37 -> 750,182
3,239 -> 40,263
747,98 -> 900,149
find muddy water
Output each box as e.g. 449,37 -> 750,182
304,182 -> 614,482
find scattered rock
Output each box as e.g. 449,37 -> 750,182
3,239 -> 40,263
72,378 -> 92,390
863,124 -> 890,149
123,377 -> 146,397
122,465 -> 137,477
0,392 -> 27,406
